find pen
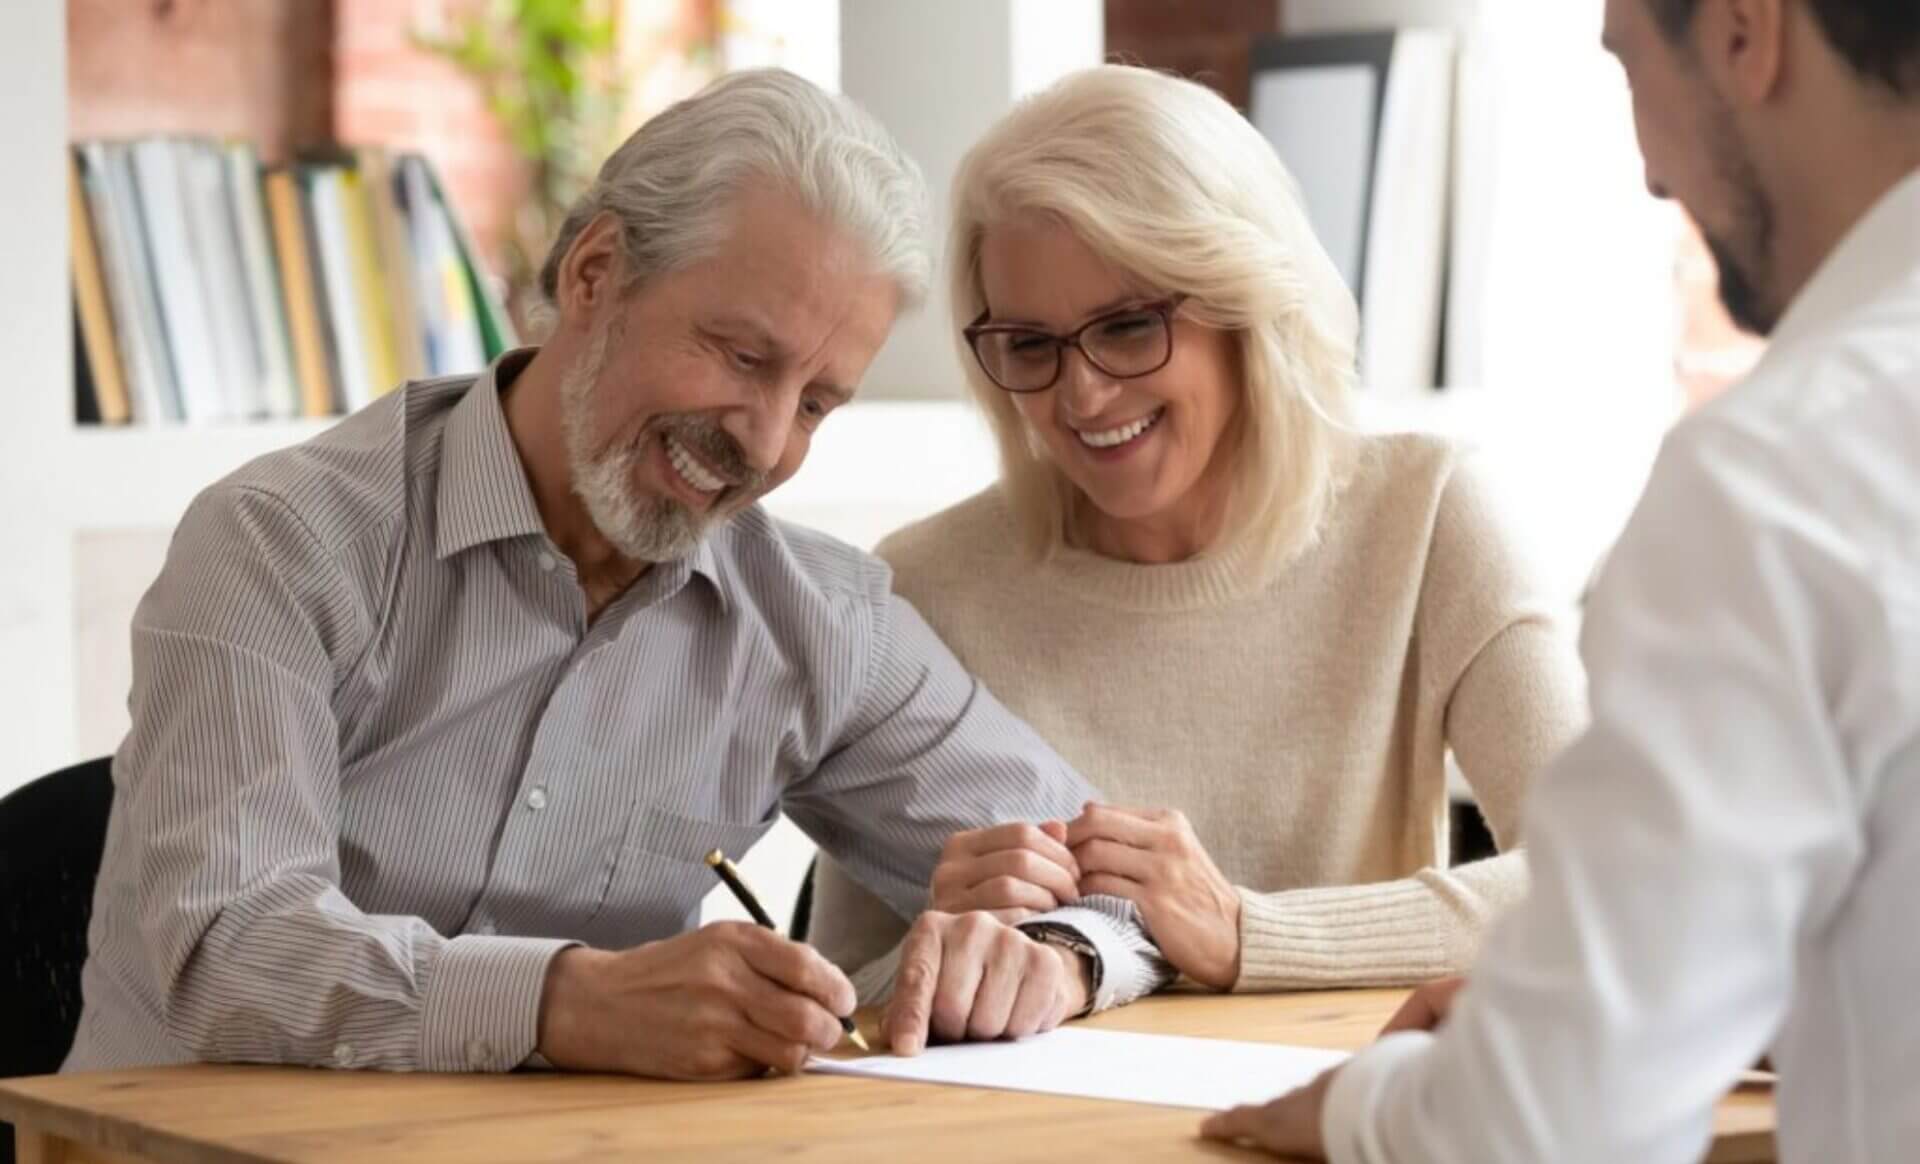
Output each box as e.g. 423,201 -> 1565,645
705,848 -> 871,1052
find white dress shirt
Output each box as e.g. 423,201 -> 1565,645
1323,167 -> 1920,1163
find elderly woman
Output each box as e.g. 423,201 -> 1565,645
810,65 -> 1587,994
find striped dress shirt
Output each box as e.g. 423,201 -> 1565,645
65,352 -> 1169,1075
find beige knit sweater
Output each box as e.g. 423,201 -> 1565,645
810,431 -> 1589,990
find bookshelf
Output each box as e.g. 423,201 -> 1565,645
1,2 -> 510,792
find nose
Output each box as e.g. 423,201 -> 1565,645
1057,348 -> 1122,419
719,392 -> 793,475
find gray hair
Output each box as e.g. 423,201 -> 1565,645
538,68 -> 930,315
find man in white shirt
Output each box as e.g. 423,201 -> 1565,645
1200,1 -> 1920,1161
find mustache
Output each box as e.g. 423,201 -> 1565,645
650,414 -> 769,493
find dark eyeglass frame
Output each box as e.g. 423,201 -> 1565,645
962,295 -> 1189,394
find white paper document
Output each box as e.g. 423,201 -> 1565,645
808,1027 -> 1349,1111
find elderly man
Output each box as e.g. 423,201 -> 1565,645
1204,0 -> 1920,1160
66,69 -> 1168,1081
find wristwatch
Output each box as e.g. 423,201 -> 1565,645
1018,921 -> 1102,1018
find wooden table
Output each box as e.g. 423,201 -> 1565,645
4,990 -> 1775,1163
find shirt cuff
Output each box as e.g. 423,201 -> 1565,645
418,935 -> 576,1072
1023,898 -> 1172,1012
1322,1030 -> 1434,1164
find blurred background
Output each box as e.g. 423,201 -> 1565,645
3,0 -> 1764,922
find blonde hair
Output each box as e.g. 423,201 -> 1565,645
949,65 -> 1357,576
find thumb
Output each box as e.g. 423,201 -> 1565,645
1040,820 -> 1068,844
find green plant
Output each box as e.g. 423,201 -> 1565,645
417,0 -> 626,319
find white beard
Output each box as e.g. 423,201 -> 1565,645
560,327 -> 709,564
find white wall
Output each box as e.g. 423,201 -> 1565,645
1,1 -> 73,792
840,0 -> 1102,401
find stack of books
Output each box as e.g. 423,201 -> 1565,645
69,138 -> 517,426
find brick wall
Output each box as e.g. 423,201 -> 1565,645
331,0 -> 524,275
1103,0 -> 1281,110
68,0 -> 334,160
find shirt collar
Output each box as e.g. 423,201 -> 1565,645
433,347 -> 731,612
1768,166 -> 1920,358
435,349 -> 549,561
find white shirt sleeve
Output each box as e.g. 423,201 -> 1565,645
1322,417 -> 1873,1163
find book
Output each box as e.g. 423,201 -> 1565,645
358,149 -> 430,384
68,153 -> 130,425
263,168 -> 339,419
178,139 -> 264,419
422,160 -> 517,360
71,137 -> 504,425
398,154 -> 487,377
340,165 -> 403,400
225,144 -> 301,419
90,142 -> 184,423
304,165 -> 378,411
128,138 -> 229,421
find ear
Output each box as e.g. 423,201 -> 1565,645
1699,0 -> 1787,106
554,212 -> 626,328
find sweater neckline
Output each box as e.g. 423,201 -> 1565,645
1036,535 -> 1271,612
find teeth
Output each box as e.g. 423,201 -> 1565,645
666,436 -> 726,493
1077,408 -> 1163,449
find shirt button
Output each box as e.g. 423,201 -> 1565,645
525,786 -> 549,811
537,552 -> 558,572
332,1043 -> 355,1068
466,1038 -> 494,1068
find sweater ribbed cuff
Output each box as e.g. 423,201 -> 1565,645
1233,881 -> 1450,992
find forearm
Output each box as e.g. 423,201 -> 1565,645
1233,850 -> 1528,991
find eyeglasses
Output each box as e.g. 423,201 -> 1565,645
963,296 -> 1187,394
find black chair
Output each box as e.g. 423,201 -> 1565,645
1,756 -> 114,1164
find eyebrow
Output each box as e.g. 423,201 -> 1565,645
982,294 -> 1156,329
709,314 -> 788,357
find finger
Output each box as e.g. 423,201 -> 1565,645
1065,803 -> 1166,848
963,930 -> 1026,1041
959,848 -> 1082,903
986,907 -> 1040,925
1198,1096 -> 1308,1154
1006,944 -> 1069,1039
735,968 -> 845,1051
950,876 -> 1061,915
882,918 -> 943,1056
726,1020 -> 816,1077
946,821 -> 1079,873
1073,837 -> 1160,882
930,922 -> 989,1043
1039,819 -> 1068,844
1077,871 -> 1147,903
1380,977 -> 1467,1037
732,927 -> 857,1017
1199,1103 -> 1262,1141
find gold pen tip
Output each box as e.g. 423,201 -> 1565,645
704,849 -> 726,867
848,1028 -> 871,1053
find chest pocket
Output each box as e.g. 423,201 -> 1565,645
584,802 -> 775,946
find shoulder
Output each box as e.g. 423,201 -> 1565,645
712,503 -> 896,617
1665,296 -> 1920,556
871,486 -> 1024,612
202,378 -> 464,559
1332,431 -> 1500,558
